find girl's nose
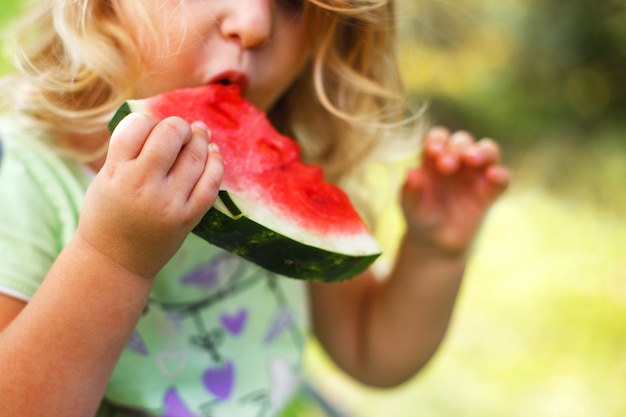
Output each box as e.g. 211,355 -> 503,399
219,0 -> 273,49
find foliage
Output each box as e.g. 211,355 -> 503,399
397,0 -> 626,148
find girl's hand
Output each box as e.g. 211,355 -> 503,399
401,127 -> 510,257
77,114 -> 224,278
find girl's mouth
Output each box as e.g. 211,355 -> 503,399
209,71 -> 249,95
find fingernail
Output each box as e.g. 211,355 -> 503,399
465,149 -> 483,164
426,139 -> 445,155
208,143 -> 220,153
192,120 -> 209,131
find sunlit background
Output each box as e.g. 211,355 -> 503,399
2,1 -> 625,416
304,1 -> 626,416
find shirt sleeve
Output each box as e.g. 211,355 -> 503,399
0,132 -> 88,300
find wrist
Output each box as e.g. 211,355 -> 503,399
72,230 -> 158,281
402,231 -> 471,262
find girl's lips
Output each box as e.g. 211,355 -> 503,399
209,71 -> 249,94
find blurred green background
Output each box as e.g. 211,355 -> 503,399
305,1 -> 626,417
2,1 -> 625,416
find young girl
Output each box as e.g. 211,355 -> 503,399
0,0 -> 509,416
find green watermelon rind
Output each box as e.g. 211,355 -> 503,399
108,97 -> 381,282
197,192 -> 379,282
108,102 -> 132,133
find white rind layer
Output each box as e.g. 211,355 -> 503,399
215,191 -> 381,256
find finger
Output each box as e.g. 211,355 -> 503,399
435,131 -> 475,174
167,122 -> 212,196
447,131 -> 474,154
479,165 -> 511,202
401,167 -> 432,211
486,165 -> 510,188
191,120 -> 212,141
139,116 -> 192,174
107,113 -> 159,162
462,138 -> 501,167
187,142 -> 224,215
423,126 -> 450,158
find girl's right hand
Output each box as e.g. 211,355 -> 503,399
77,114 -> 224,279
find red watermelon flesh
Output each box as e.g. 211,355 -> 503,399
109,84 -> 381,281
139,85 -> 366,235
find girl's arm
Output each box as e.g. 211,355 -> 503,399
0,115 -> 223,417
0,237 -> 157,416
310,127 -> 510,387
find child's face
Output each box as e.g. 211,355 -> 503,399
122,0 -> 311,111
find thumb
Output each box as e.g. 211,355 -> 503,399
107,113 -> 158,163
401,167 -> 426,212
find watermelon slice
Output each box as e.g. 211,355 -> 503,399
108,85 -> 381,282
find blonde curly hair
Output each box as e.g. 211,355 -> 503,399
0,0 -> 423,225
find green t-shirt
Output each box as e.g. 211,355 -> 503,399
0,120 -> 310,417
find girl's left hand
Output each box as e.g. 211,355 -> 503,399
401,127 -> 510,257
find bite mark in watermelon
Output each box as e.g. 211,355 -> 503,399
108,85 -> 381,282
